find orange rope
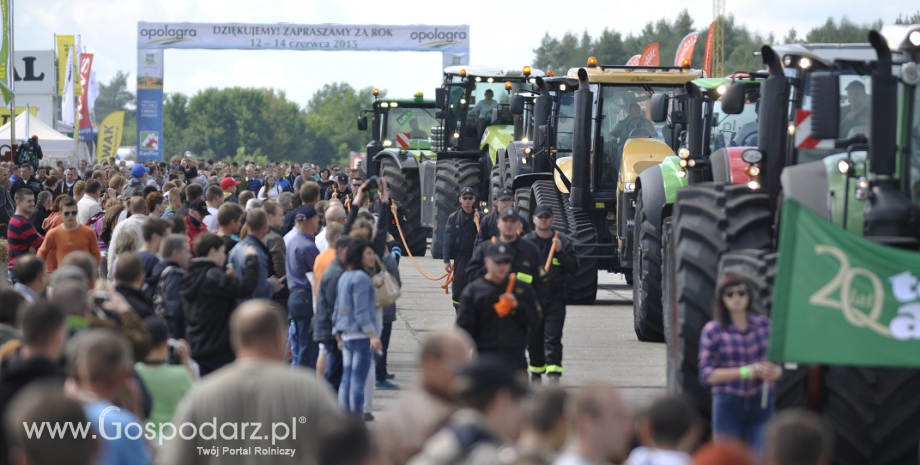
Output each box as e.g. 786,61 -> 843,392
390,203 -> 452,284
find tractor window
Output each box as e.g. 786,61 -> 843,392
910,85 -> 920,204
596,84 -> 682,189
383,107 -> 439,145
555,92 -> 576,152
711,91 -> 759,151
798,72 -> 872,163
463,79 -> 535,142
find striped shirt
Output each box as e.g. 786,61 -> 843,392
698,313 -> 772,397
8,214 -> 44,269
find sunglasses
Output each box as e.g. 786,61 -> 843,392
536,214 -> 552,219
63,211 -> 78,216
723,289 -> 748,298
461,196 -> 475,201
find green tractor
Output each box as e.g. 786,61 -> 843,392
665,28 -> 920,464
429,66 -> 544,259
359,91 -> 439,257
631,76 -> 763,341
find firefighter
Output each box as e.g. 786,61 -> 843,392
456,240 -> 540,370
443,186 -> 480,309
475,188 -> 531,245
466,207 -> 545,305
522,204 -> 578,384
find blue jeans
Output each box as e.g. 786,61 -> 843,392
324,341 -> 343,393
338,338 -> 373,416
288,289 -> 319,369
712,391 -> 775,454
375,321 -> 393,381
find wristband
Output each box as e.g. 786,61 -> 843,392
739,366 -> 752,380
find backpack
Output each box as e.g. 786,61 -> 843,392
15,143 -> 40,168
152,266 -> 177,322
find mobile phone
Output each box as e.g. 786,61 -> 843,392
366,176 -> 380,191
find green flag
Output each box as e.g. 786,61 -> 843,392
769,199 -> 920,367
0,0 -> 10,104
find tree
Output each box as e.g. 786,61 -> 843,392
302,83 -> 382,168
804,17 -> 882,43
94,71 -> 137,146
895,12 -> 920,25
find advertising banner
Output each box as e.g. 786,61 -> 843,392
703,23 -> 715,77
78,53 -> 94,141
674,32 -> 699,67
137,22 -> 470,53
0,106 -> 37,125
56,35 -> 81,96
0,0 -> 11,103
136,49 -> 163,162
640,43 -> 660,66
769,199 -> 920,367
625,55 -> 641,66
96,111 -> 124,163
13,51 -> 54,95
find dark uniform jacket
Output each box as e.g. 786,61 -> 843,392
324,184 -> 353,202
443,209 -> 478,262
522,231 -> 579,297
456,275 -> 539,365
474,211 -> 531,246
465,236 -> 546,303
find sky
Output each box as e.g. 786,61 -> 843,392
14,0 -> 918,108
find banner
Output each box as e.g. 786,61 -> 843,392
703,23 -> 715,77
61,46 -> 74,126
96,111 -> 124,163
13,51 -> 54,95
769,199 -> 920,367
674,32 -> 699,67
55,35 -> 81,96
87,69 -> 99,109
640,43 -> 660,66
77,53 -> 93,141
0,0 -> 11,103
0,106 -> 37,126
137,22 -> 470,53
625,54 -> 641,66
136,49 -> 163,162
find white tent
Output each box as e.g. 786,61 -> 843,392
0,111 -> 75,163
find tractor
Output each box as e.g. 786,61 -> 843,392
429,66 -> 544,259
509,58 -> 702,304
358,91 -> 439,256
664,28 -> 920,464
630,75 -> 763,341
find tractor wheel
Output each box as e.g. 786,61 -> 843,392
632,191 -> 664,342
568,212 -> 599,305
490,164 -> 501,202
669,183 -> 772,419
822,367 -> 920,465
380,158 -> 427,257
662,217 -> 678,389
515,188 -> 531,220
531,180 -> 569,234
502,154 -> 513,192
432,158 -> 481,260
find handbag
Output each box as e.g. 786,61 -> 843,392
373,255 -> 401,307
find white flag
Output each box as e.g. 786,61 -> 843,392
23,106 -> 30,141
88,69 -> 99,110
61,46 -> 75,126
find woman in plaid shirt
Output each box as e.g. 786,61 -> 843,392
699,274 -> 782,453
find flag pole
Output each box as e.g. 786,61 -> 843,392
9,0 -> 15,151
73,35 -> 79,166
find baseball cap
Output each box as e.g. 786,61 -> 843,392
459,187 -> 476,197
499,207 -> 520,221
485,241 -> 514,263
452,356 -> 530,403
30,135 -> 38,140
496,188 -> 513,201
131,164 -> 150,178
846,80 -> 866,91
336,173 -> 349,183
534,205 -> 554,217
189,199 -> 210,216
220,177 -> 241,191
294,205 -> 317,221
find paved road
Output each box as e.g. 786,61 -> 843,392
372,254 -> 667,414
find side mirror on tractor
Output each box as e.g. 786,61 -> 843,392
510,94 -> 526,115
357,115 -> 368,131
720,82 -> 747,115
435,88 -> 446,109
809,72 -> 841,141
650,93 -> 670,123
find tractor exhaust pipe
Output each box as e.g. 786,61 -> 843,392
570,69 -> 593,210
868,30 -> 897,179
756,45 -> 789,213
366,113 -> 383,177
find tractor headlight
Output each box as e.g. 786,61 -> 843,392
748,180 -> 761,190
678,147 -> 690,159
521,157 -> 528,164
623,182 -> 636,193
799,57 -> 812,70
383,140 -> 392,147
910,30 -> 920,46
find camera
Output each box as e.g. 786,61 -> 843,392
366,175 -> 379,191
167,340 -> 182,365
93,291 -> 109,306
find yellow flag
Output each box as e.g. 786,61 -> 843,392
96,111 -> 125,163
56,35 -> 81,96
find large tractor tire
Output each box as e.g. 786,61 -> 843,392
568,212 -> 599,305
823,367 -> 920,465
432,158 -> 481,260
490,165 -> 501,203
502,154 -> 513,192
380,158 -> 427,257
515,188 -> 531,221
662,217 -> 678,389
668,183 -> 772,418
633,191 -> 664,342
531,180 -> 569,234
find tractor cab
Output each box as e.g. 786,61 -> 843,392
358,90 -> 438,178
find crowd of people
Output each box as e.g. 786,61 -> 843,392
0,152 -> 827,465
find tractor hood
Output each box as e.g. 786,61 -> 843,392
481,125 -> 515,164
619,138 -> 675,188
